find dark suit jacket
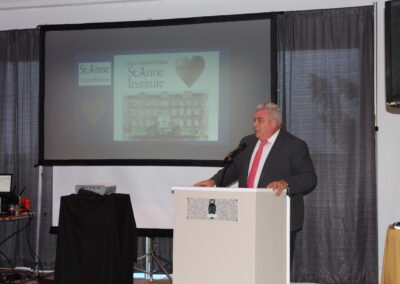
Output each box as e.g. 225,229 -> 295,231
211,130 -> 317,231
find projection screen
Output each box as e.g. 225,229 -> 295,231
40,13 -> 276,229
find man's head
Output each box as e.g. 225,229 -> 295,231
253,103 -> 282,140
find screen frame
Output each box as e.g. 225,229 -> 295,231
38,12 -> 278,166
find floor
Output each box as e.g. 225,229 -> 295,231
134,281 -> 317,284
0,269 -> 317,284
134,279 -> 316,284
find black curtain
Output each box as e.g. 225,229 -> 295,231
0,29 -> 56,270
277,6 -> 377,284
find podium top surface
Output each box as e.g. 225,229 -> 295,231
171,186 -> 285,194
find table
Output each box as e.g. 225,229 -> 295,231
54,191 -> 137,284
0,212 -> 38,222
381,225 -> 400,284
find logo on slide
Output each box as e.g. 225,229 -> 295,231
81,99 -> 106,124
79,62 -> 112,86
175,56 -> 205,88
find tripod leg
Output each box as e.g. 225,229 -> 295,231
151,253 -> 173,282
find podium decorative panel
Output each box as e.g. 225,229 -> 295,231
186,197 -> 238,221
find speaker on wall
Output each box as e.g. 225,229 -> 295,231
385,0 -> 400,108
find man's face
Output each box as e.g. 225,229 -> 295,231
253,109 -> 280,140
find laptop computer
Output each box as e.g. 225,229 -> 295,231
0,173 -> 12,193
0,174 -> 13,214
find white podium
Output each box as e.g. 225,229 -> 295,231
172,187 -> 290,284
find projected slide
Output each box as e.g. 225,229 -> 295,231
42,18 -> 272,163
113,52 -> 220,142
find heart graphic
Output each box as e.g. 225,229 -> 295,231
175,56 -> 205,88
81,99 -> 106,125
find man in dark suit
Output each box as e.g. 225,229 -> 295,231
194,102 -> 317,263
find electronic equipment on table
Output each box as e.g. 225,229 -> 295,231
75,184 -> 116,195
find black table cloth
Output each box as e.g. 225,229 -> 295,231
54,190 -> 137,284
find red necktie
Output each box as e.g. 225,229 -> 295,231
247,140 -> 268,188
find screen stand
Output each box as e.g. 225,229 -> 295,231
135,237 -> 172,282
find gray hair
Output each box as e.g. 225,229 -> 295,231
255,103 -> 282,125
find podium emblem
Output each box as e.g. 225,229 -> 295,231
207,199 -> 217,219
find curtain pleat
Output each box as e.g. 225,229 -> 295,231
277,6 -> 377,284
0,29 -> 56,270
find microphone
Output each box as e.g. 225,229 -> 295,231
224,143 -> 247,162
19,186 -> 27,196
219,143 -> 247,186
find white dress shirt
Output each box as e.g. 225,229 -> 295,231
247,129 -> 280,187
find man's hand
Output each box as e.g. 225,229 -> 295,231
193,179 -> 216,187
266,180 -> 288,196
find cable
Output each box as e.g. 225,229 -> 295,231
0,218 -> 31,247
0,212 -> 33,281
0,206 -> 45,281
0,221 -> 19,284
0,249 -> 15,272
